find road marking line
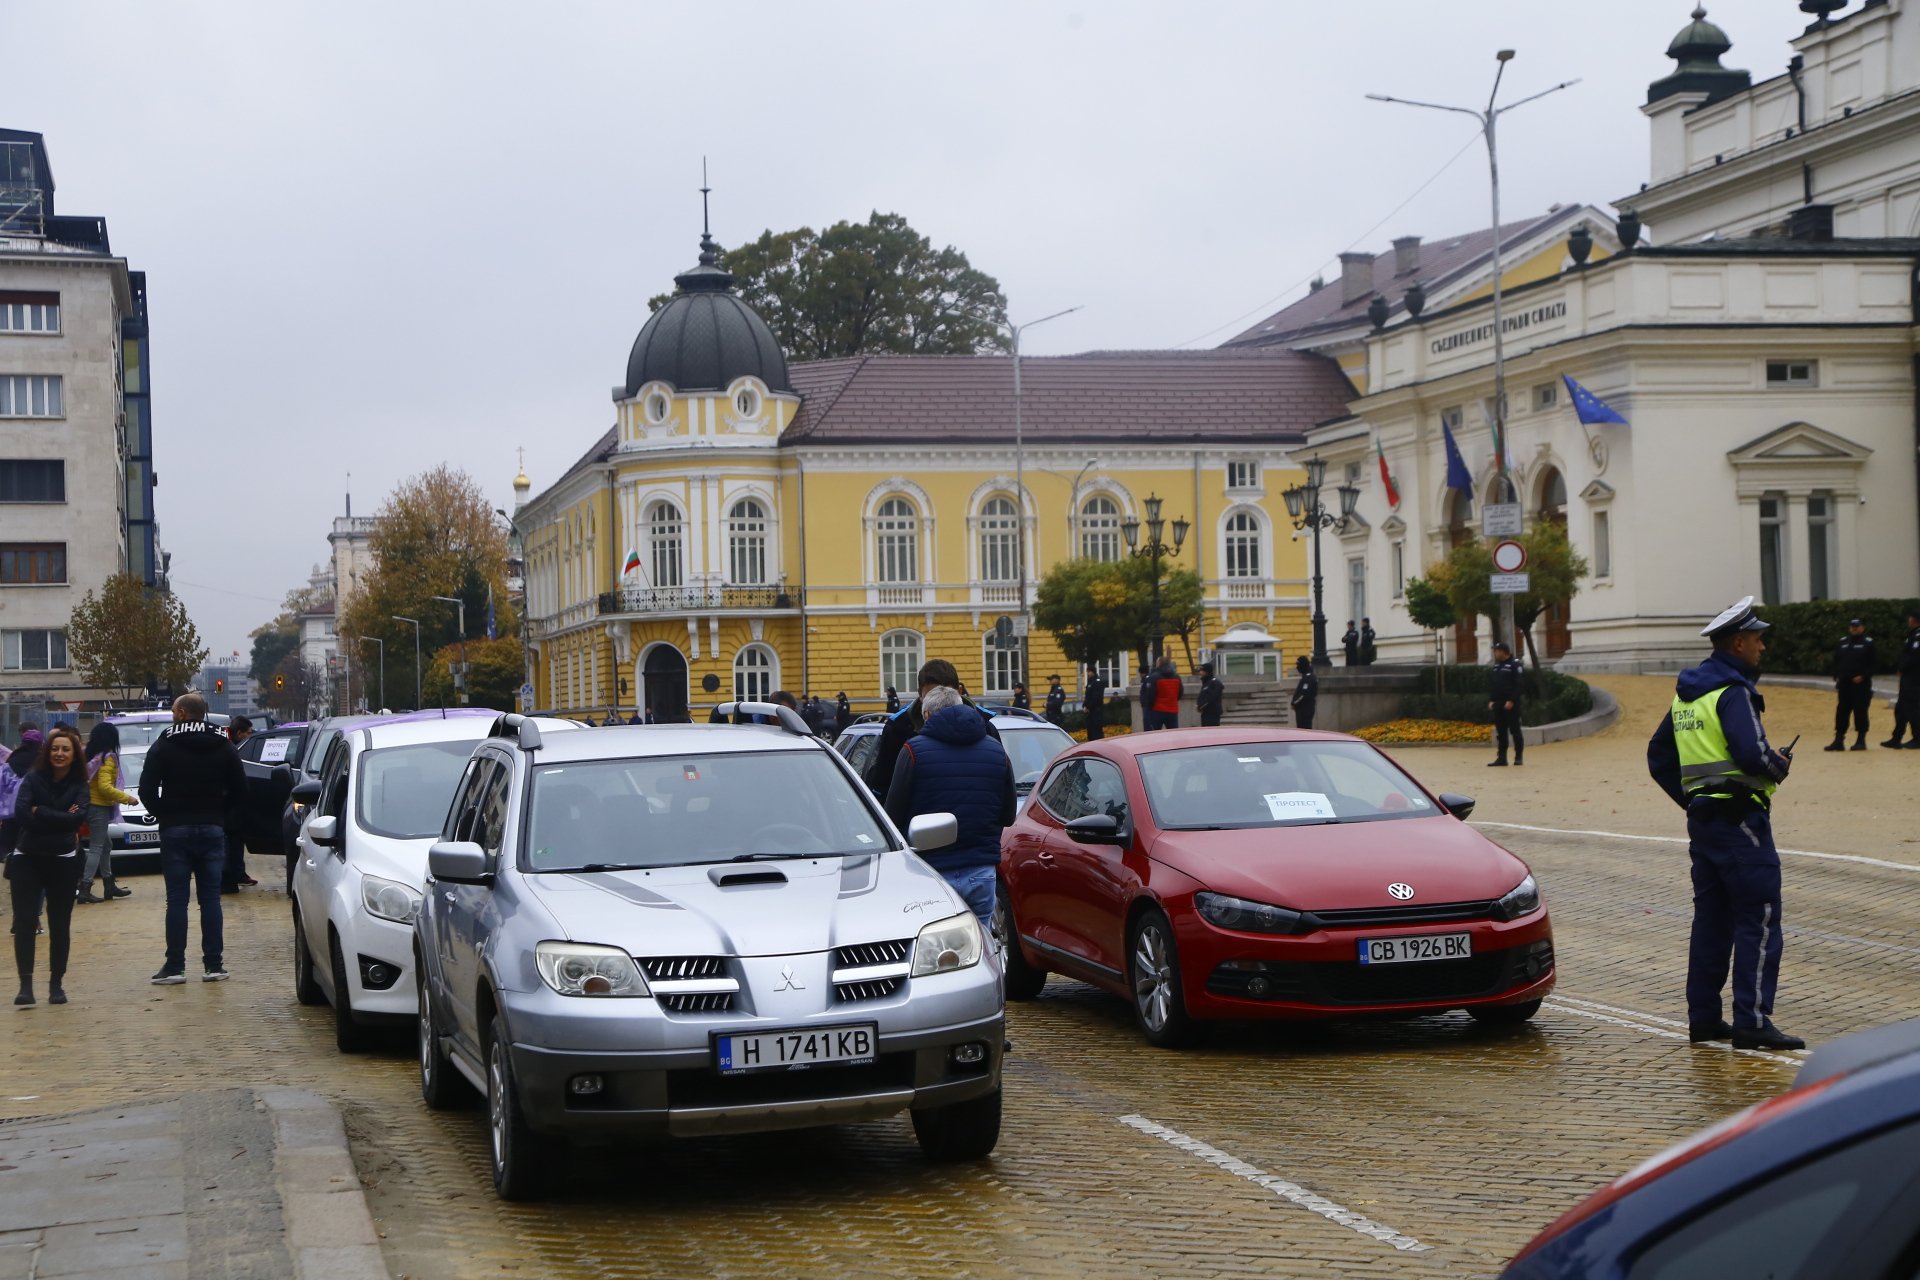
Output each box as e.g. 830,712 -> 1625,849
1118,1114 -> 1432,1254
1542,999 -> 1804,1068
1550,994 -> 1690,1029
1474,820 -> 1920,873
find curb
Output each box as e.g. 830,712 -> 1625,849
259,1088 -> 389,1280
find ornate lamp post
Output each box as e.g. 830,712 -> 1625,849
1282,457 -> 1360,668
1120,493 -> 1191,665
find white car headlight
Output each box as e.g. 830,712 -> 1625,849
359,874 -> 423,925
911,911 -> 984,977
534,941 -> 650,997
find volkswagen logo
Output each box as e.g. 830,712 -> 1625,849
1387,882 -> 1415,900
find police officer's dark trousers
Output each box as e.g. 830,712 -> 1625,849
1893,678 -> 1920,745
1493,707 -> 1524,763
1834,684 -> 1872,741
1685,799 -> 1783,1033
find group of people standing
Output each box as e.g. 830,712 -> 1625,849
3,695 -> 250,1006
1828,609 -> 1920,751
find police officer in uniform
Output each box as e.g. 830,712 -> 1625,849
1882,606 -> 1920,748
1196,663 -> 1225,727
1289,655 -> 1318,730
1487,640 -> 1525,767
1826,618 -> 1874,752
1647,597 -> 1803,1051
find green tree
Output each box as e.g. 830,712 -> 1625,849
66,574 -> 209,696
339,466 -> 512,710
651,212 -> 1009,358
421,636 -> 525,712
1436,522 -> 1589,669
247,583 -> 326,687
1402,575 -> 1458,690
1033,558 -> 1205,673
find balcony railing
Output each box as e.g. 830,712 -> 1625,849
599,585 -> 799,615
1222,578 -> 1272,601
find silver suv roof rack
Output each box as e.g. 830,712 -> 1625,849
489,713 -> 544,752
711,702 -> 815,737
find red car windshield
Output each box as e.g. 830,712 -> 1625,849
1138,742 -> 1439,829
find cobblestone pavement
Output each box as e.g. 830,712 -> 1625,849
5,679 -> 1913,1278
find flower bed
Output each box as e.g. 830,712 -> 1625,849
1070,724 -> 1134,743
1352,719 -> 1490,746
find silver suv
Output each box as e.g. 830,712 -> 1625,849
414,707 -> 1006,1199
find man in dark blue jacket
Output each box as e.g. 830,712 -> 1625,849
138,694 -> 246,985
884,685 -> 1016,924
1647,597 -> 1800,1051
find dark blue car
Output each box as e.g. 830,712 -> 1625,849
1505,1019 -> 1920,1279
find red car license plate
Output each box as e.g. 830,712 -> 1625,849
1357,933 -> 1472,966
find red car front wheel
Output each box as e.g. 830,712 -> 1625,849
1129,909 -> 1200,1049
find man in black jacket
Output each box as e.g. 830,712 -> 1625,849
1083,668 -> 1107,740
1196,663 -> 1225,727
862,659 -> 1000,803
138,694 -> 246,985
1042,675 -> 1066,727
1827,619 -> 1875,752
1341,622 -> 1360,666
1488,641 -> 1526,767
1290,656 -> 1318,730
1882,608 -> 1920,748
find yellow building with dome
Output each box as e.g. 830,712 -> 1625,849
515,225 -> 1357,720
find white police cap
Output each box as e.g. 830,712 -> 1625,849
1701,595 -> 1771,638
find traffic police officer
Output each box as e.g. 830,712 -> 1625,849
1647,597 -> 1803,1051
1487,640 -> 1525,767
1826,618 -> 1874,752
1882,606 -> 1920,748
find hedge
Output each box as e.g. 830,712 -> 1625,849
1401,664 -> 1593,726
1751,599 -> 1917,676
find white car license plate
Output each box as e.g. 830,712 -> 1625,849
1357,933 -> 1472,966
123,831 -> 160,845
715,1024 -> 876,1075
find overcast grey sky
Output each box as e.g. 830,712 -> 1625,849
10,0 -> 1812,656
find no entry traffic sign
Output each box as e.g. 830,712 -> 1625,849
1491,539 -> 1528,573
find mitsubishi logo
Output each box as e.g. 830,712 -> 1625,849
774,964 -> 805,992
1387,883 -> 1415,900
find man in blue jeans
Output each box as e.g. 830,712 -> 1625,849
136,694 -> 246,984
883,684 -> 1016,926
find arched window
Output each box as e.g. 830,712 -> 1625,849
978,496 -> 1019,583
1224,510 -> 1262,579
879,629 -> 923,697
1080,496 -> 1121,562
1538,466 -> 1567,517
647,501 -> 683,588
727,498 -> 768,585
875,498 -> 919,584
733,644 -> 777,702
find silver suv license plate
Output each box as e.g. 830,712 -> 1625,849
1357,933 -> 1472,965
715,1024 -> 877,1075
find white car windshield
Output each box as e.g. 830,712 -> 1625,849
116,751 -> 148,788
1002,725 -> 1073,789
355,740 -> 476,840
525,750 -> 891,871
1138,741 -> 1438,829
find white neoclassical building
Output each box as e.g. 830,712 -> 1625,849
1275,1 -> 1920,671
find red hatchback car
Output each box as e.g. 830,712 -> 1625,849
996,728 -> 1554,1046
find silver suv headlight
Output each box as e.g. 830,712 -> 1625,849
359,874 -> 423,925
534,941 -> 651,997
910,911 -> 983,977
1491,874 -> 1541,922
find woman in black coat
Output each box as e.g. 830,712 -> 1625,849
9,725 -> 88,1006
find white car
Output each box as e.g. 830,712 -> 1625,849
290,713 -> 576,1050
105,748 -> 162,869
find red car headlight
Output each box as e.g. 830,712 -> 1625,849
1194,892 -> 1304,934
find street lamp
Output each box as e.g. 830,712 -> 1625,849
1120,493 -> 1191,665
1368,52 -> 1578,651
497,508 -> 533,711
430,595 -> 468,705
390,616 -> 421,709
360,636 -> 384,712
1283,457 -> 1361,667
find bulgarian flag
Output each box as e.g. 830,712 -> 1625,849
622,548 -> 642,578
1375,437 -> 1401,508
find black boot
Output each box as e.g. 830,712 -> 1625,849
1851,736 -> 1868,751
47,973 -> 65,1005
103,876 -> 131,899
13,974 -> 31,1007
74,880 -> 103,905
1823,737 -> 1845,752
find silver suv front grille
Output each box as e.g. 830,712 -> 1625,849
638,956 -> 740,1013
832,939 -> 913,1003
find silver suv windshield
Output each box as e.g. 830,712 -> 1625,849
1002,725 -> 1073,790
355,739 -> 477,839
525,750 -> 891,871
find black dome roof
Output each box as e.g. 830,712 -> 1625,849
621,233 -> 792,398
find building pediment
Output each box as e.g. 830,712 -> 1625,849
1578,479 -> 1615,503
1726,421 -> 1872,465
1379,514 -> 1407,536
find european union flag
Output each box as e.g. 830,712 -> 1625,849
1561,374 -> 1629,426
1442,419 -> 1474,496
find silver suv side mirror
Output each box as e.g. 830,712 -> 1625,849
305,815 -> 340,848
428,840 -> 491,884
907,813 -> 958,853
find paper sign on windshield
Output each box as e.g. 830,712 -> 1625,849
1264,792 -> 1337,820
259,738 -> 292,764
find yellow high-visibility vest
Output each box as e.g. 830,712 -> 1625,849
1671,689 -> 1778,802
